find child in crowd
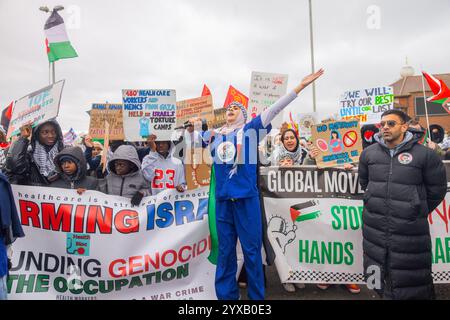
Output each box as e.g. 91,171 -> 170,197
83,135 -> 105,178
142,134 -> 186,196
49,146 -> 98,193
101,145 -> 151,206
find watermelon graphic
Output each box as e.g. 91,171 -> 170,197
316,139 -> 328,152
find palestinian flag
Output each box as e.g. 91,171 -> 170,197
44,10 -> 78,63
290,201 -> 321,223
422,72 -> 450,114
207,165 -> 219,265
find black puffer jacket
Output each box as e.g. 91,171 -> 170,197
50,146 -> 98,190
358,132 -> 447,300
5,120 -> 64,186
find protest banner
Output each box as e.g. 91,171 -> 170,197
88,103 -> 124,140
339,86 -> 394,125
8,186 -> 217,300
260,164 -> 450,284
212,109 -> 227,129
184,148 -> 212,190
248,72 -> 288,128
7,80 -> 65,139
122,89 -> 176,141
176,95 -> 214,128
311,119 -> 362,168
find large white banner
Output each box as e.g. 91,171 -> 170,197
7,80 -> 65,139
260,165 -> 450,284
8,186 -> 217,300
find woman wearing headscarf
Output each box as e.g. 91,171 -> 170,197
271,128 -> 307,166
5,120 -> 65,185
190,69 -> 324,300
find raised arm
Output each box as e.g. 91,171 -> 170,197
261,69 -> 324,127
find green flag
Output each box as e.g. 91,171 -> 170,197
207,165 -> 218,265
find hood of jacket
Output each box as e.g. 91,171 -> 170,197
374,131 -> 417,156
107,144 -> 141,175
31,120 -> 64,152
53,146 -> 87,182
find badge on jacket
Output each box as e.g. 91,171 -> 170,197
217,141 -> 236,163
398,152 -> 413,165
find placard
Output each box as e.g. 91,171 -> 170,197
122,89 -> 176,141
7,80 -> 65,139
311,119 -> 363,168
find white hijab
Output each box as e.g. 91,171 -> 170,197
218,102 -> 247,136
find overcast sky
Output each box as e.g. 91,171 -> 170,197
1,0 -> 449,132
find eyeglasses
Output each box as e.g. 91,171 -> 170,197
379,120 -> 404,128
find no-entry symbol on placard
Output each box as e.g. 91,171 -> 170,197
343,131 -> 358,147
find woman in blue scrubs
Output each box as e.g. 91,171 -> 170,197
192,69 -> 324,300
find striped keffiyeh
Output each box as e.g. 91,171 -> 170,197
33,142 -> 60,177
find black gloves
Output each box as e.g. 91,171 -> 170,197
131,191 -> 144,206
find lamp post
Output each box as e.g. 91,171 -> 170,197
308,0 -> 317,113
39,5 -> 64,84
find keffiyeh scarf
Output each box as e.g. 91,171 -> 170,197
33,142 -> 60,177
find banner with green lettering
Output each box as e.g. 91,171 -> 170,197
260,164 -> 450,284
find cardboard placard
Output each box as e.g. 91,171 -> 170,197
122,89 -> 176,141
7,80 -> 65,139
184,148 -> 212,190
311,119 -> 362,168
212,108 -> 227,129
88,103 -> 124,140
176,95 -> 214,127
339,86 -> 394,125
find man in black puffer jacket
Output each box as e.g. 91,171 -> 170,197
359,109 -> 447,300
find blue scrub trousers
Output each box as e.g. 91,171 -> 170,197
215,196 -> 264,300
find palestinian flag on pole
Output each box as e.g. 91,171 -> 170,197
207,165 -> 219,265
422,72 -> 450,114
44,10 -> 78,63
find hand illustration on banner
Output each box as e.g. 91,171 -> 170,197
268,200 -> 321,254
268,216 -> 297,254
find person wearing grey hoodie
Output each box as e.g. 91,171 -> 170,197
101,145 -> 151,206
50,146 -> 98,192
